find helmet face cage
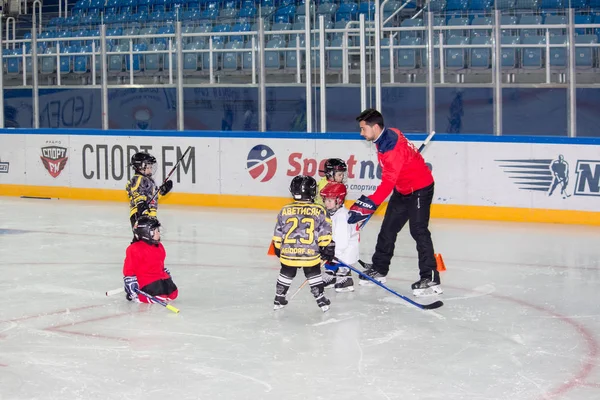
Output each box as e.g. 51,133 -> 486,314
324,159 -> 348,183
131,153 -> 157,176
290,175 -> 317,201
135,217 -> 161,244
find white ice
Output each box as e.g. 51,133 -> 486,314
0,196 -> 599,400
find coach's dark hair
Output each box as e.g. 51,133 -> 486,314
356,109 -> 384,129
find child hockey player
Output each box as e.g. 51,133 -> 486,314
123,216 -> 179,303
272,175 -> 336,312
315,158 -> 348,206
126,152 -> 173,229
320,182 -> 359,292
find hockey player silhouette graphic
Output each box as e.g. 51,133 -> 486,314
548,155 -> 570,199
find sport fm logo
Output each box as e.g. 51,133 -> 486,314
496,154 -> 600,198
247,144 -> 277,182
41,143 -> 69,178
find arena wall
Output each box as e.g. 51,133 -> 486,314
0,129 -> 599,225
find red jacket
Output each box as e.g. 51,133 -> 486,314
123,241 -> 169,289
369,128 -> 434,204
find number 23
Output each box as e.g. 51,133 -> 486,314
283,217 -> 315,245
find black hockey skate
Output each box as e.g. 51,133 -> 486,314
357,261 -> 387,286
334,268 -> 355,293
411,277 -> 443,297
322,269 -> 336,289
316,295 -> 331,312
274,295 -> 288,310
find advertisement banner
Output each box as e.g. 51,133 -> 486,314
0,132 -> 598,213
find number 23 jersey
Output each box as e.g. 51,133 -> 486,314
272,202 -> 333,268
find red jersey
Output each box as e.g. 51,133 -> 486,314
369,128 -> 434,204
123,241 -> 169,289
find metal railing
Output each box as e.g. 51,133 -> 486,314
0,9 -> 598,136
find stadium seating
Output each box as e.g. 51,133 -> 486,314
2,0 -> 600,80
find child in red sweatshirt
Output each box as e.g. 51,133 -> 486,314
123,217 -> 178,303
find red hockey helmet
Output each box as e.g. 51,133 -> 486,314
320,182 -> 347,206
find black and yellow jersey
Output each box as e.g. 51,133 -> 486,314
272,201 -> 332,268
125,174 -> 159,219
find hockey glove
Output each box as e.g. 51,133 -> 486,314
320,241 -> 336,263
348,195 -> 378,224
124,276 -> 140,302
135,201 -> 150,220
324,262 -> 339,272
274,246 -> 281,258
159,180 -> 173,196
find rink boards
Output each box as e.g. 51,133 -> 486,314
0,129 -> 599,225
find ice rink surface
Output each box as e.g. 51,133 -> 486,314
0,196 -> 599,400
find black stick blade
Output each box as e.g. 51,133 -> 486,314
421,300 -> 444,310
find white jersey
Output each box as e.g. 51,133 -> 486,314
330,206 -> 360,265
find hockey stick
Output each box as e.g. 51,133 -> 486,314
334,258 -> 443,310
418,130 -> 436,153
146,146 -> 193,206
289,279 -> 309,301
105,288 -> 123,296
135,289 -> 180,314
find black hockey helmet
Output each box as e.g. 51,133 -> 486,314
321,158 -> 348,179
290,175 -> 317,202
134,216 -> 161,244
131,152 -> 157,175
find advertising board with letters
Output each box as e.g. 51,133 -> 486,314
0,131 -> 598,215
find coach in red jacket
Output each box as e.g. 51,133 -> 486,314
348,109 -> 442,297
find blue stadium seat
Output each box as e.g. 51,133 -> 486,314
380,37 -> 398,68
265,38 -> 284,69
400,18 -> 423,39
317,2 -> 338,20
328,37 -> 348,69
471,16 -> 492,36
521,35 -> 545,68
74,45 -> 92,74
427,0 -> 447,12
146,43 -> 165,72
446,0 -> 469,12
549,35 -> 567,67
397,37 -> 421,70
223,40 -> 243,70
382,1 -> 401,22
202,40 -> 224,70
421,35 -> 440,68
126,43 -> 147,73
519,14 -> 542,37
575,34 -> 597,68
41,47 -> 57,75
470,35 -> 492,68
243,39 -> 256,70
184,42 -> 202,71
6,48 -> 22,75
357,2 -> 375,20
501,15 -> 518,36
447,17 -> 470,38
544,15 -> 566,36
231,22 -> 251,42
571,0 -> 588,6
470,0 -> 494,12
575,15 -> 592,35
515,0 -> 540,9
310,38 -> 329,69
501,35 -> 520,68
540,0 -> 564,9
445,36 -> 469,69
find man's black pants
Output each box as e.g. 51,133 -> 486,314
372,183 -> 437,280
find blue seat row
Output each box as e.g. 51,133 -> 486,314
4,32 -> 598,75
